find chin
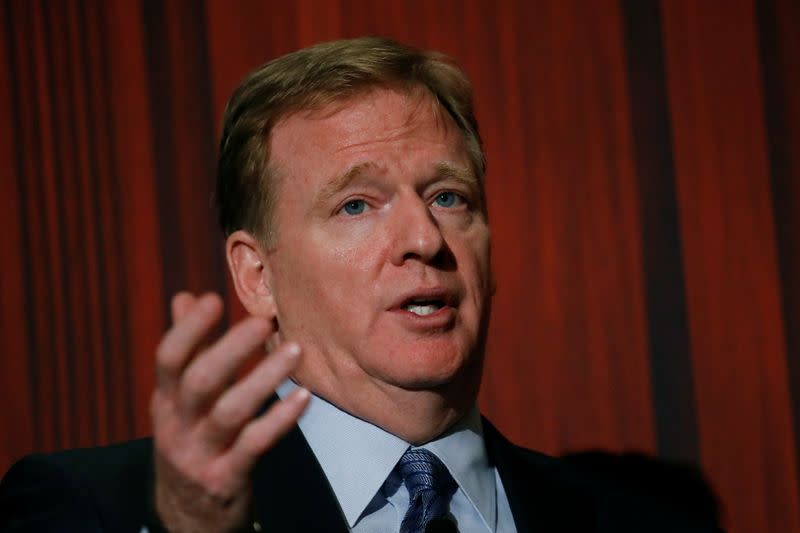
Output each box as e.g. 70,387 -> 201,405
374,339 -> 478,392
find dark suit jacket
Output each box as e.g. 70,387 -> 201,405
0,416 -> 723,532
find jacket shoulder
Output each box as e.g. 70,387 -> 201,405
482,418 -> 724,532
561,450 -> 724,532
0,438 -> 154,532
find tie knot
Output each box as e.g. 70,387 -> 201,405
397,449 -> 457,532
398,448 -> 456,501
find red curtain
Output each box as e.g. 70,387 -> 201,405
1,1 -> 799,532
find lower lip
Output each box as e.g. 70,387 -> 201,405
390,306 -> 457,328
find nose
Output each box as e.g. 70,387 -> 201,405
388,195 -> 445,266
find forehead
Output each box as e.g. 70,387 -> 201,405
268,87 -> 466,175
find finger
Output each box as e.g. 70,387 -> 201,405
179,316 -> 273,414
203,342 -> 301,445
171,292 -> 196,323
223,387 -> 310,478
156,293 -> 223,390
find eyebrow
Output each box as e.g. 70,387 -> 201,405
313,160 -> 480,208
313,162 -> 378,207
433,161 -> 479,189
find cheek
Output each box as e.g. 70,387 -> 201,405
272,231 -> 387,330
451,225 -> 492,291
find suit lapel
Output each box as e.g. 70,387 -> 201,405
251,399 -> 350,532
483,418 -> 598,533
251,400 -> 599,532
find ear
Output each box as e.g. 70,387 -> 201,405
225,230 -> 277,319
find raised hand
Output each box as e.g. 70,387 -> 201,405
151,292 -> 310,532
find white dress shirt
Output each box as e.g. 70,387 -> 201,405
277,380 -> 517,532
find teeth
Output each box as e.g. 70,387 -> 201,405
405,304 -> 441,316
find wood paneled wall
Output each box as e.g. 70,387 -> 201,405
1,1 -> 798,531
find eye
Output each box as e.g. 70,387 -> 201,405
432,191 -> 463,208
340,199 -> 368,215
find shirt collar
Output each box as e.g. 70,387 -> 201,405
276,380 -> 496,529
423,408 -> 496,530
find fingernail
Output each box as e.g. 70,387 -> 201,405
295,387 -> 310,401
284,342 -> 301,358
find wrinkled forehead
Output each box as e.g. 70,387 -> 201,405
278,83 -> 450,134
268,84 -> 475,183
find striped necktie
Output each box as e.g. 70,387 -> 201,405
398,448 -> 458,533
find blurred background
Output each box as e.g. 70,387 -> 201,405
1,0 -> 799,531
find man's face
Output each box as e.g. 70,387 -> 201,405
265,87 -> 492,407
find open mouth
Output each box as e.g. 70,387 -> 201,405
402,298 -> 446,316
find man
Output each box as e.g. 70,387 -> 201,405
0,37 -> 722,532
